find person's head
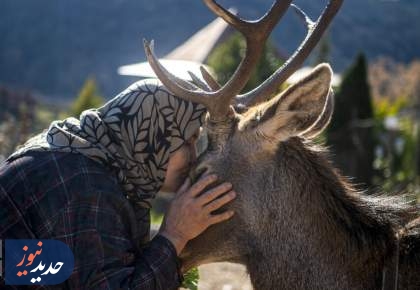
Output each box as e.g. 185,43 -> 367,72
160,129 -> 200,193
37,78 -> 206,201
85,78 -> 207,200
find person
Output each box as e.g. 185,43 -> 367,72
0,79 -> 237,289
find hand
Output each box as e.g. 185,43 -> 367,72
159,174 -> 236,255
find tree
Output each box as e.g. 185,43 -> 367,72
327,53 -> 376,186
0,86 -> 37,160
207,33 -> 284,94
369,58 -> 420,103
71,77 -> 104,117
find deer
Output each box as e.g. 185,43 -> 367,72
143,0 -> 420,289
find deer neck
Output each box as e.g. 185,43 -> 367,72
243,138 -> 396,290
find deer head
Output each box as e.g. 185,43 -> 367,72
144,0 -> 343,272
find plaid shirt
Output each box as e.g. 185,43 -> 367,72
0,150 -> 182,289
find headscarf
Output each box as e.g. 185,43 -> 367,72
8,79 -> 207,206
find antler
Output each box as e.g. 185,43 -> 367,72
200,66 -> 221,91
144,0 -> 293,121
145,0 -> 343,120
236,0 -> 343,106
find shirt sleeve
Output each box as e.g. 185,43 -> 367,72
131,234 -> 183,289
53,191 -> 183,290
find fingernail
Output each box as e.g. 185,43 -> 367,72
230,191 -> 236,198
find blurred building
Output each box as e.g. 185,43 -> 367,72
117,11 -> 292,83
118,13 -> 233,81
118,12 -> 341,87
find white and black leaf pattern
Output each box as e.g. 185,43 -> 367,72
137,130 -> 148,143
135,141 -> 148,154
7,78 -> 206,204
117,89 -> 137,108
158,110 -> 165,134
128,119 -> 135,150
160,107 -> 173,118
103,107 -> 122,120
123,94 -> 138,112
127,94 -> 144,116
83,119 -> 96,137
176,100 -> 186,128
107,120 -> 122,134
140,118 -> 150,131
95,126 -> 107,144
156,147 -> 170,168
168,92 -> 176,109
181,102 -> 194,136
141,94 -> 154,118
103,115 -> 120,124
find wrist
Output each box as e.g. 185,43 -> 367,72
159,229 -> 188,255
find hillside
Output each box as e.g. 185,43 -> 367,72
0,0 -> 419,100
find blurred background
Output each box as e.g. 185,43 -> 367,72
1,0 -> 420,198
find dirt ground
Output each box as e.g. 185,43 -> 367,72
181,262 -> 253,290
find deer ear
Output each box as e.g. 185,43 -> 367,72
301,90 -> 334,139
240,63 -> 333,143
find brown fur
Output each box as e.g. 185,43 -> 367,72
180,65 -> 420,290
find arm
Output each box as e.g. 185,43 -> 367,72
54,191 -> 182,290
55,174 -> 236,289
125,234 -> 183,290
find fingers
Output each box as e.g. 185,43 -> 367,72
208,210 -> 235,226
203,190 -> 236,212
198,182 -> 233,205
163,175 -> 236,244
188,174 -> 218,197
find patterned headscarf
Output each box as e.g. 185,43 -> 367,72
8,79 -> 206,205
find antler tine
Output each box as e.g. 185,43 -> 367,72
144,0 -> 292,120
208,0 -> 294,118
203,0 -> 248,32
144,39 -> 214,107
291,4 -> 315,28
200,66 -> 221,91
188,71 -> 211,91
170,71 -> 202,91
237,0 -> 343,107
